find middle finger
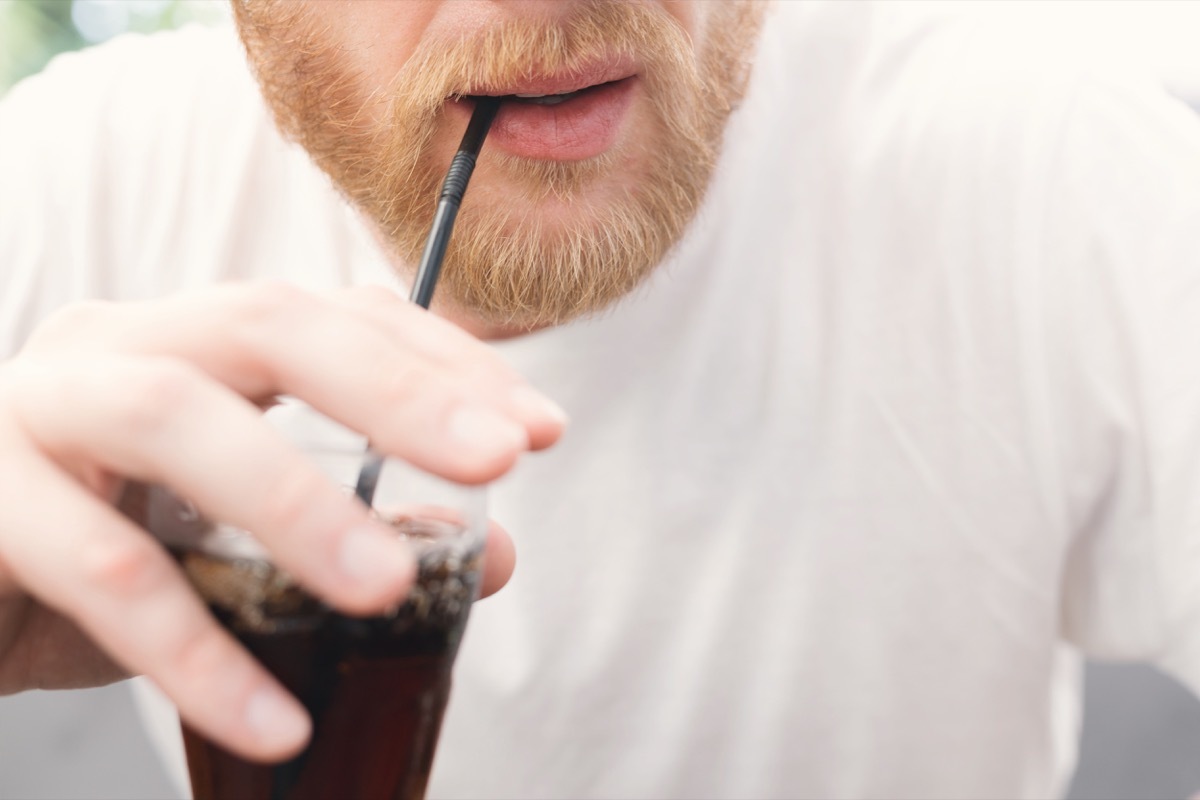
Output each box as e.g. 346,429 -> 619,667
12,355 -> 417,615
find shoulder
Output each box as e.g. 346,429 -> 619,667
1,23 -> 259,158
748,2 -> 1166,193
0,23 -> 335,355
829,3 -> 1195,183
775,2 -> 1200,251
0,23 -> 269,220
0,23 -> 332,302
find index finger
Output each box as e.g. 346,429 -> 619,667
14,356 -> 417,616
35,285 -> 565,485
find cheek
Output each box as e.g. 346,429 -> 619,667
661,0 -> 706,41
309,0 -> 440,90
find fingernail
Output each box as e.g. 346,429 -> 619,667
339,525 -> 416,587
509,385 -> 568,426
245,686 -> 310,750
448,403 -> 529,454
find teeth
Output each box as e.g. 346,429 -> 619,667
513,90 -> 577,98
511,90 -> 581,106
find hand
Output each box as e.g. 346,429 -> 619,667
0,284 -> 564,762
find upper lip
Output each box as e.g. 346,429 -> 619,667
463,56 -> 638,98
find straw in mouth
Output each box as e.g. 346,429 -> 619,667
467,79 -> 622,107
354,96 -> 502,506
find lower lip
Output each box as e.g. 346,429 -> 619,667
454,77 -> 637,162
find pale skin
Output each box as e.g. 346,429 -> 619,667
317,0 -> 722,340
0,284 -> 564,760
0,0 -> 721,768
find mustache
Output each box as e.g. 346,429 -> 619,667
385,2 -> 703,121
234,0 -> 764,329
335,0 -> 713,208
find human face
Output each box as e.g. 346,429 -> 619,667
236,1 -> 764,332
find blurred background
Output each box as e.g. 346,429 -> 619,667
2,1 -> 1200,798
0,0 -> 225,92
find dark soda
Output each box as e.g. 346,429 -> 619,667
169,512 -> 480,800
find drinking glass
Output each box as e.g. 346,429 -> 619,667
121,421 -> 486,800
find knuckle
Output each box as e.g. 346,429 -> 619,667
78,534 -> 173,600
258,462 -> 333,537
364,370 -> 476,456
234,282 -> 313,328
165,625 -> 236,687
113,361 -> 203,437
24,300 -> 116,353
371,361 -> 435,411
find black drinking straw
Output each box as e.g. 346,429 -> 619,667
354,96 -> 502,507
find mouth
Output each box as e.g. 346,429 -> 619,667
485,80 -> 623,107
448,61 -> 639,162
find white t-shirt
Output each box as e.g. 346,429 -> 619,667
3,3 -> 1200,798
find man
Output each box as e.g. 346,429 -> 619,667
2,1 -> 1199,797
